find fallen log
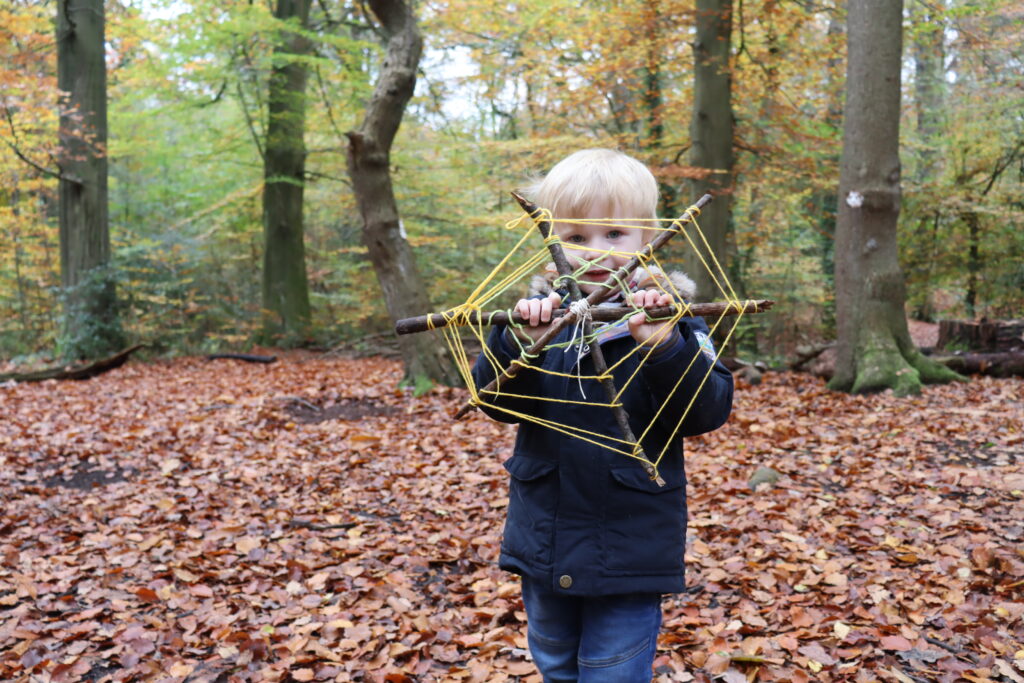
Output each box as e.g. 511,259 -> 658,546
0,344 -> 145,383
798,349 -> 1024,380
930,351 -> 1024,378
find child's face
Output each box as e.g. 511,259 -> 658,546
554,203 -> 648,295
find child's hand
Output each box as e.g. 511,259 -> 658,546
627,288 -> 677,348
510,291 -> 562,343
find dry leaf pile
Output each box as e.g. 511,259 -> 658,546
0,354 -> 1021,682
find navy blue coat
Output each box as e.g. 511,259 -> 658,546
471,315 -> 733,596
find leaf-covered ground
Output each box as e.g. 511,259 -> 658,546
1,354 -> 1022,682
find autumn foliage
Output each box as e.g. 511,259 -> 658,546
1,355 -> 1021,681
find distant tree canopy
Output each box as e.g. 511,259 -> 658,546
1,0 -> 1021,363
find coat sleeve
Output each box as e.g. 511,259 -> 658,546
639,316 -> 733,436
470,325 -> 542,424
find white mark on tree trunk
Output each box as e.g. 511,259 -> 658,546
399,219 -> 407,239
846,190 -> 864,208
864,238 -> 878,254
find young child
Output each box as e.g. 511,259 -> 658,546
471,148 -> 733,682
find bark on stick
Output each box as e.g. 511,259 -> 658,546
395,299 -> 774,335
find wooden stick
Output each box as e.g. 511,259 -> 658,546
454,193 -> 713,423
511,192 -> 666,485
395,299 -> 774,335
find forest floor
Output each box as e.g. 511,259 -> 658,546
0,353 -> 1022,683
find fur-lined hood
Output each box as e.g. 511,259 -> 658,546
528,264 -> 697,301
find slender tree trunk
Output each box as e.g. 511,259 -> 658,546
687,0 -> 736,300
261,0 -> 313,343
815,10 -> 844,334
56,0 -> 124,360
829,0 -> 961,396
907,0 -> 945,320
913,0 -> 945,182
346,0 -> 457,388
964,209 -> 980,318
640,1 -> 680,219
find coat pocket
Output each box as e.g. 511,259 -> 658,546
604,465 -> 687,573
501,456 -> 558,567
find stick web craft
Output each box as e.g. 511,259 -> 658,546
395,192 -> 773,484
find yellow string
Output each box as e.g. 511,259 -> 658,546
435,204 -> 746,477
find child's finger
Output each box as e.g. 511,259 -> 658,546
539,294 -> 553,323
632,288 -> 655,308
515,299 -> 530,323
527,300 -> 542,326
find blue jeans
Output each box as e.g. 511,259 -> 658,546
520,577 -> 662,682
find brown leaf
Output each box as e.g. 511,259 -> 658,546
880,635 -> 914,652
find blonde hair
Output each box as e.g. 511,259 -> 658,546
525,148 -> 659,220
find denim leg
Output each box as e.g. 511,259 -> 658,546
521,578 -> 583,682
576,592 -> 662,683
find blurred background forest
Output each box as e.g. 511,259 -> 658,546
1,0 -> 1022,365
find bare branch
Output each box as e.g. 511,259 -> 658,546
234,79 -> 266,163
2,107 -> 80,183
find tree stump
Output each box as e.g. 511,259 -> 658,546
937,319 -> 1024,352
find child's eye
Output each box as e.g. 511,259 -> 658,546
564,234 -> 585,243
607,230 -> 625,239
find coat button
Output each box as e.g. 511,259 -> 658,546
558,574 -> 573,589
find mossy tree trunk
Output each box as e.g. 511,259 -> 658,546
829,0 -> 962,397
687,0 -> 736,301
261,0 -> 313,344
56,0 -> 125,360
346,0 -> 457,389
260,0 -> 311,344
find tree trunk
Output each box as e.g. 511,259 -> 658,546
907,0 -> 945,320
815,11 -> 844,334
640,1 -> 680,218
687,0 -> 736,300
913,0 -> 945,181
261,0 -> 313,344
346,0 -> 457,389
56,0 -> 124,360
829,0 -> 962,396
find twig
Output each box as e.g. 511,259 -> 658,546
923,636 -> 968,657
207,353 -> 277,364
289,520 -> 357,531
395,300 -> 774,335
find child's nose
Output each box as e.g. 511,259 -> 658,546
583,241 -> 614,263
577,245 -> 603,265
